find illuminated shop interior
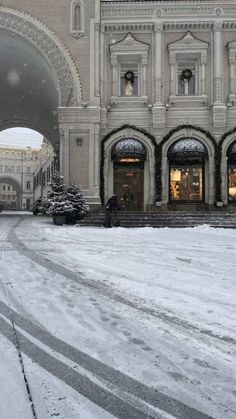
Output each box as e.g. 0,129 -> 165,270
168,138 -> 207,202
227,141 -> 236,201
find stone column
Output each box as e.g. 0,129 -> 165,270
94,22 -> 100,98
208,157 -> 215,204
100,25 -> 105,106
229,52 -> 235,97
154,22 -> 163,105
142,56 -> 147,97
169,51 -> 176,97
213,21 -> 223,104
200,52 -> 207,96
111,56 -> 118,97
94,124 -> 100,197
221,156 -> 228,204
60,129 -> 70,183
162,157 -> 168,203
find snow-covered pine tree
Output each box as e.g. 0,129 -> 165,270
44,174 -> 89,223
46,174 -> 70,217
65,184 -> 89,222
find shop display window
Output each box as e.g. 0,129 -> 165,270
228,165 -> 236,201
170,164 -> 203,201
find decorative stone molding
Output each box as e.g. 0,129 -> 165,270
102,1 -> 236,19
69,129 -> 89,145
0,6 -> 82,106
104,23 -> 153,32
213,20 -> 223,31
110,32 -> 149,57
168,31 -> 209,55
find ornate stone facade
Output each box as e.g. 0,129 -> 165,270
2,1 -> 236,209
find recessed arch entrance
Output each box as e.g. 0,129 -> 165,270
102,126 -> 156,210
227,141 -> 236,202
167,138 -> 208,202
161,126 -> 216,205
112,138 -> 146,210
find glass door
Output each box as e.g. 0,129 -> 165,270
114,162 -> 144,211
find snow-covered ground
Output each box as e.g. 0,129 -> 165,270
0,215 -> 235,419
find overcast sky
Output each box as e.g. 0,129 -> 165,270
0,128 -> 44,149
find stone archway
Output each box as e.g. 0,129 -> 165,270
0,6 -> 82,107
0,6 -> 82,153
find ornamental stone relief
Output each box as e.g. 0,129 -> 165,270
102,2 -> 236,19
0,7 -> 82,106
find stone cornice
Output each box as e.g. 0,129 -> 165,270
103,21 -> 236,32
102,1 -> 236,19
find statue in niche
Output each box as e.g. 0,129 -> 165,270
124,71 -> 135,96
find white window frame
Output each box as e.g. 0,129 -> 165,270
176,58 -> 199,96
110,33 -> 149,104
168,32 -> 208,105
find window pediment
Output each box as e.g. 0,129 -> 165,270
110,33 -> 149,56
168,31 -> 209,55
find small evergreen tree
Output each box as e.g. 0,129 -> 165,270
45,174 -> 69,217
44,173 -> 89,221
65,184 -> 89,220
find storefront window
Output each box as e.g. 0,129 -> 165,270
170,164 -> 203,201
228,165 -> 236,201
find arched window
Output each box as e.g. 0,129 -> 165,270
227,141 -> 236,201
111,138 -> 146,162
168,138 -> 208,202
73,4 -> 81,31
70,0 -> 84,38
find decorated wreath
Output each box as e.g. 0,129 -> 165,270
181,69 -> 193,81
124,71 -> 135,83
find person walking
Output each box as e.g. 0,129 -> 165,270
104,195 -> 119,227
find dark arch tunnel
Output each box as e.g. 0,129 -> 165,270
0,29 -> 60,150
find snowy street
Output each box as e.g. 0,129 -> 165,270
0,215 -> 235,419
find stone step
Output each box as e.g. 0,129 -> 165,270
78,210 -> 236,228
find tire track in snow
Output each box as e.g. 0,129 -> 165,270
8,218 -> 236,348
0,301 -> 215,419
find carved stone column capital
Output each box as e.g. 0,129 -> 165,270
213,20 -> 223,32
154,21 -> 163,33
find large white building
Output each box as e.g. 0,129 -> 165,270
1,1 -> 236,211
0,146 -> 39,210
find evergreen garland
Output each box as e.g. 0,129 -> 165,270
100,124 -> 158,205
100,124 -> 220,205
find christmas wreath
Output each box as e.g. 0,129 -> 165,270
181,69 -> 193,81
124,71 -> 135,83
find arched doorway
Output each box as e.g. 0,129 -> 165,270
167,138 -> 208,203
227,141 -> 236,202
111,138 -> 146,210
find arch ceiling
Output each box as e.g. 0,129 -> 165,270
0,29 -> 60,145
0,7 -> 82,148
